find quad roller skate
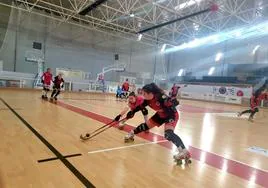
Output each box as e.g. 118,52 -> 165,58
173,149 -> 192,165
237,112 -> 242,117
248,117 -> 254,122
124,132 -> 134,143
42,95 -> 48,100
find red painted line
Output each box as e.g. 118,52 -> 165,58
57,101 -> 268,187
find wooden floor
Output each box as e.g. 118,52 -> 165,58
0,89 -> 268,188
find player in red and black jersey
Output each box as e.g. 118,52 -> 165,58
41,68 -> 53,99
114,92 -> 148,131
50,73 -> 64,101
238,88 -> 268,122
123,83 -> 190,163
169,83 -> 180,99
122,79 -> 130,98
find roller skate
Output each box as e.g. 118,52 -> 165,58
43,95 -> 48,100
248,117 -> 254,122
50,97 -> 54,103
237,112 -> 242,117
124,132 -> 134,143
173,149 -> 191,165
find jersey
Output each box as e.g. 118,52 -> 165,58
171,85 -> 180,97
250,93 -> 268,110
140,95 -> 179,119
122,82 -> 129,91
53,76 -> 64,88
128,96 -> 144,110
116,87 -> 122,95
42,72 -> 53,85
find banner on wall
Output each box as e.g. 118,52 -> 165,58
212,86 -> 252,97
178,84 -> 252,104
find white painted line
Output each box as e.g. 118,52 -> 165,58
247,146 -> 268,157
88,140 -> 168,154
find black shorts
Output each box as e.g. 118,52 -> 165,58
151,113 -> 169,125
150,112 -> 178,128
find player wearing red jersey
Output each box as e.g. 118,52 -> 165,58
114,92 -> 148,131
238,89 -> 268,122
41,68 -> 53,100
124,83 -> 191,164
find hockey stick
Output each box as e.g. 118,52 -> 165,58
80,118 -> 127,141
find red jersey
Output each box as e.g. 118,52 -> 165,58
171,85 -> 180,96
42,71 -> 53,85
142,95 -> 179,119
128,96 -> 144,110
250,93 -> 268,110
122,82 -> 129,91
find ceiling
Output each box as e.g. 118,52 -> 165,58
0,0 -> 268,47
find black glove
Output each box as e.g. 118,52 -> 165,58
114,114 -> 121,121
41,80 -> 44,84
126,111 -> 135,119
61,84 -> 64,88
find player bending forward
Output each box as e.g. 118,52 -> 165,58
50,73 -> 64,101
114,92 -> 149,132
123,83 -> 191,163
238,88 -> 268,122
41,68 -> 53,100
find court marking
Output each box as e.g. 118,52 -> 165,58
88,140 -> 168,154
56,100 -> 268,188
38,153 -> 82,163
247,147 -> 268,157
0,98 -> 95,188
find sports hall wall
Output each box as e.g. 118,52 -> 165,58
167,35 -> 268,78
0,6 -> 156,82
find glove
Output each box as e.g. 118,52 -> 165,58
41,80 -> 44,84
61,84 -> 64,88
126,111 -> 135,119
114,114 -> 121,121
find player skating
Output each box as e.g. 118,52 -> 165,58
41,68 -> 53,100
238,88 -> 268,122
50,73 -> 64,102
123,83 -> 190,165
114,92 -> 149,132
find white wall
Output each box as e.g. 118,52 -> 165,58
0,7 -> 156,83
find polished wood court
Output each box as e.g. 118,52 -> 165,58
0,89 -> 268,188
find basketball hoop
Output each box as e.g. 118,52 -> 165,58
25,50 -> 44,63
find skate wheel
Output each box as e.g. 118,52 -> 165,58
176,160 -> 183,165
124,138 -> 134,143
186,159 -> 192,164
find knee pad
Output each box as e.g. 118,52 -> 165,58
134,123 -> 149,134
164,129 -> 174,141
141,108 -> 148,116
